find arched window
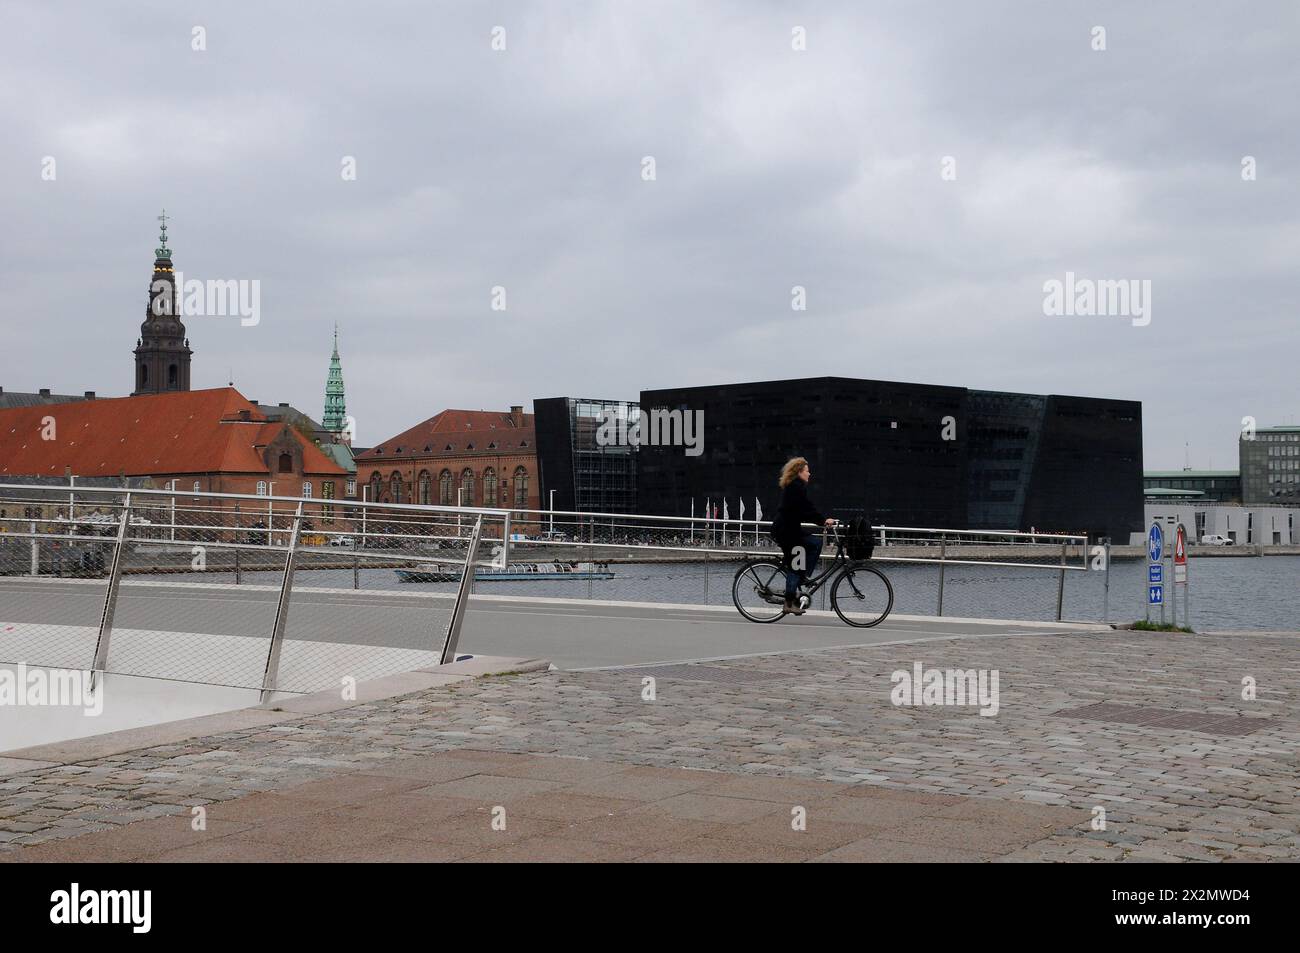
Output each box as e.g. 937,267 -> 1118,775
483,467 -> 497,507
460,469 -> 474,506
513,466 -> 529,508
256,480 -> 267,496
302,482 -> 313,499
439,470 -> 452,505
418,470 -> 431,505
369,472 -> 382,501
390,471 -> 402,504
278,452 -> 293,473
139,365 -> 148,388
168,364 -> 178,387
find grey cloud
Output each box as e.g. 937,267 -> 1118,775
2,0 -> 1297,461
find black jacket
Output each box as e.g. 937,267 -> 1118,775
769,479 -> 825,548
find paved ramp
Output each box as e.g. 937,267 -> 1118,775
0,578 -> 1105,675
459,596 -> 1105,669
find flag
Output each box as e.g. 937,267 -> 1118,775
739,498 -> 746,520
755,498 -> 762,522
723,499 -> 729,522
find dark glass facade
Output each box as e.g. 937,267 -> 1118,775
535,397 -> 639,515
636,377 -> 1142,541
1239,427 -> 1300,504
1014,394 -> 1143,538
966,391 -> 1046,529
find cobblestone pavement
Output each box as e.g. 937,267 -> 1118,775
0,750 -> 1086,863
1,629 -> 1297,862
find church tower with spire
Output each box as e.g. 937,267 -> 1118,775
132,210 -> 192,396
322,324 -> 348,443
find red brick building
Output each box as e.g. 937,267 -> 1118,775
355,406 -> 539,519
0,388 -> 349,530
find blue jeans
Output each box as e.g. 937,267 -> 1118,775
784,533 -> 822,597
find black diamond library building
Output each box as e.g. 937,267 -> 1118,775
538,377 -> 1143,543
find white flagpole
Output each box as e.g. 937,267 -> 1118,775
691,498 -> 695,543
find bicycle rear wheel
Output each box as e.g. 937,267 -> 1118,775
830,564 -> 894,627
732,560 -> 789,623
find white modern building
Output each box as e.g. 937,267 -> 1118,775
1143,499 -> 1300,546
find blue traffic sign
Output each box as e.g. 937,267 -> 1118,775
1148,524 -> 1163,562
1148,584 -> 1164,605
1148,565 -> 1163,584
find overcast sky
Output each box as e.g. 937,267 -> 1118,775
2,1 -> 1297,469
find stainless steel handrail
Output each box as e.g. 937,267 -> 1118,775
0,481 -> 512,519
441,516 -> 483,665
88,493 -> 131,693
2,481 -> 1087,544
260,501 -> 304,701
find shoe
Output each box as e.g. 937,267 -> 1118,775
785,596 -> 806,615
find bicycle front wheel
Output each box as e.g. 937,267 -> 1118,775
732,560 -> 789,623
830,564 -> 894,627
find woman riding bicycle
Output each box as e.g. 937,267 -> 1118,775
769,457 -> 836,614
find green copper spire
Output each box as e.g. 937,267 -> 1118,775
322,324 -> 347,435
155,209 -> 172,258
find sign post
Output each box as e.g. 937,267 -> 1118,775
1146,522 -> 1164,623
1173,522 -> 1189,630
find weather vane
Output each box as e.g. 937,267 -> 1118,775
155,208 -> 172,258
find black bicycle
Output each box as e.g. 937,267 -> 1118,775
731,524 -> 894,627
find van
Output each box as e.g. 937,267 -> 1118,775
1200,534 -> 1233,546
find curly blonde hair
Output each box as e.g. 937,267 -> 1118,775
779,457 -> 808,488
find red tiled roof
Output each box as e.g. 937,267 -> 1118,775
359,409 -> 535,459
0,387 -> 347,478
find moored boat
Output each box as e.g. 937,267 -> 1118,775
395,561 -> 614,583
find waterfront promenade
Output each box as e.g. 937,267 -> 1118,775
2,621 -> 1296,862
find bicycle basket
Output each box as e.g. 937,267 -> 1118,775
843,516 -> 875,561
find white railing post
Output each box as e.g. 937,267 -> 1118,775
440,515 -> 483,665
937,535 -> 947,616
1056,540 -> 1067,621
89,493 -> 132,693
260,501 -> 304,702
501,513 -> 511,568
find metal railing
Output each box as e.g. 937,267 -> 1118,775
462,503 -> 1092,621
0,482 -> 507,699
0,482 -> 1100,695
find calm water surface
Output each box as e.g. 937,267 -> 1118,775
142,554 -> 1299,631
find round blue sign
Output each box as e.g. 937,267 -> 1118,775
1148,524 -> 1163,562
